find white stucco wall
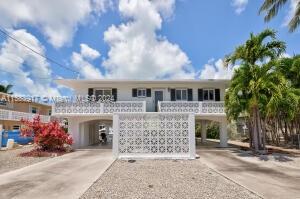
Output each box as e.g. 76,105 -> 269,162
67,81 -> 228,112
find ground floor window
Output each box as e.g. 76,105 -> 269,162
31,106 -> 38,114
13,125 -> 20,130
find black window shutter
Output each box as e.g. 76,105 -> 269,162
112,88 -> 117,101
187,89 -> 193,101
198,89 -> 203,101
170,89 -> 176,101
88,88 -> 94,96
132,88 -> 137,97
215,89 -> 220,101
146,88 -> 151,97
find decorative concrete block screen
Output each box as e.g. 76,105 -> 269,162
113,113 -> 195,159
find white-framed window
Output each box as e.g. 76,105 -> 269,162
95,89 -> 112,100
13,125 -> 20,130
95,89 -> 112,96
0,99 -> 7,106
137,88 -> 146,97
203,89 -> 214,101
31,106 -> 38,114
176,89 -> 187,101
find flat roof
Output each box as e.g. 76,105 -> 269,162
56,79 -> 230,88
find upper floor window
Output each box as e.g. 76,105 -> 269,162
176,89 -> 187,101
95,89 -> 112,101
137,88 -> 146,97
31,106 -> 38,114
203,89 -> 214,101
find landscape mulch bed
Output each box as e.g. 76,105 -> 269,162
19,149 -> 73,157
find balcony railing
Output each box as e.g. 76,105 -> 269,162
52,101 -> 146,115
0,109 -> 51,123
158,101 -> 225,115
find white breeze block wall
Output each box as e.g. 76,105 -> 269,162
113,112 -> 195,159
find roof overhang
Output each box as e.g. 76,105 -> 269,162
55,79 -> 231,89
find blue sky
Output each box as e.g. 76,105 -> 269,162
0,0 -> 299,96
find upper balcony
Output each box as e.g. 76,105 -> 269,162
158,101 -> 225,115
0,109 -> 51,123
52,101 -> 146,116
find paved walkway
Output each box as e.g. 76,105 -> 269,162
198,147 -> 300,199
0,148 -> 115,199
207,138 -> 300,155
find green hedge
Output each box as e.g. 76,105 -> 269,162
195,122 -> 220,139
207,123 -> 219,139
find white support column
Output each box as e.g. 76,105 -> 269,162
68,118 -> 80,149
112,114 -> 119,158
219,121 -> 228,147
188,113 -> 196,159
201,120 -> 207,143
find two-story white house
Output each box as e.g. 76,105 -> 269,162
53,79 -> 229,158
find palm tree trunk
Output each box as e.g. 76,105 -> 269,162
252,107 -> 259,152
247,119 -> 253,148
256,109 -> 264,150
261,118 -> 267,150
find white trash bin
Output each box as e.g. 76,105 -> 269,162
6,139 -> 15,149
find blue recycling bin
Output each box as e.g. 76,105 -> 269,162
1,130 -> 33,147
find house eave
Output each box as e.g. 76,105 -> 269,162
55,79 -> 231,89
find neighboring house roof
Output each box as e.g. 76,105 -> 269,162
56,79 -> 231,89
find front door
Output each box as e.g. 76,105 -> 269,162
154,90 -> 163,112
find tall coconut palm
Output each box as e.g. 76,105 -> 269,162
225,29 -> 286,152
259,0 -> 300,32
0,84 -> 13,94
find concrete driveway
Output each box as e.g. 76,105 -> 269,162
198,146 -> 300,199
0,148 -> 115,199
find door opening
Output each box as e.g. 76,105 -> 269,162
154,90 -> 163,112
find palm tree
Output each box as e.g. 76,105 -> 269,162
0,84 -> 13,94
275,55 -> 300,87
225,29 -> 286,152
259,0 -> 300,32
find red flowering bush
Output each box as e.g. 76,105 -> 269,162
21,116 -> 73,151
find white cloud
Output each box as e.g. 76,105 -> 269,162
231,0 -> 248,14
80,43 -> 101,60
0,0 -> 112,48
102,0 -> 195,79
151,0 -> 175,19
71,44 -> 103,79
284,0 -> 299,26
199,59 -> 238,79
0,29 -> 60,96
281,52 -> 292,58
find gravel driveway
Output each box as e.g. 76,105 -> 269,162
81,159 -> 260,199
0,146 -> 49,174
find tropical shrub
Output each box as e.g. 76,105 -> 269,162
195,124 -> 201,137
21,116 -> 73,151
207,123 -> 220,139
